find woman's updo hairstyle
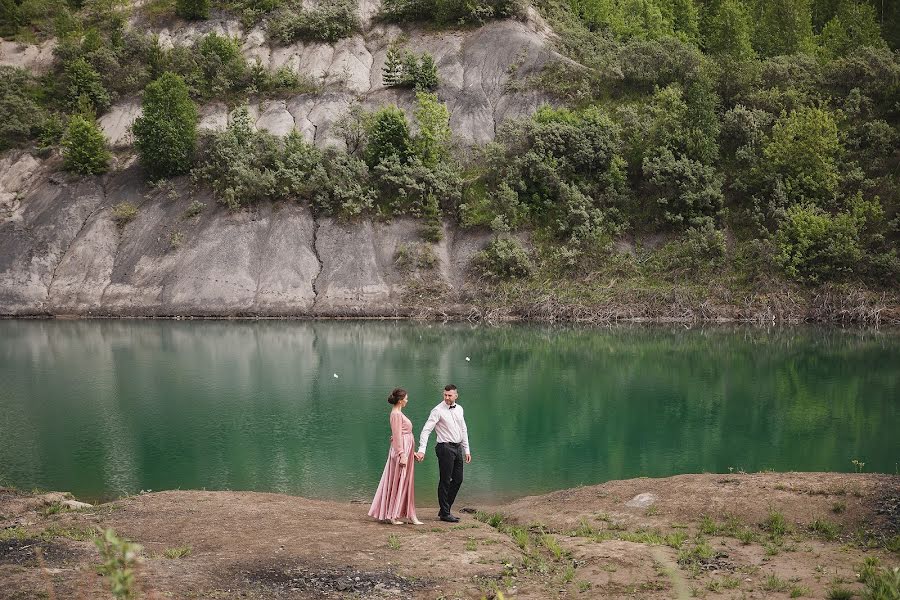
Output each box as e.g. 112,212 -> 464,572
387,388 -> 408,405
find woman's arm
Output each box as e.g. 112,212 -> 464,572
390,412 -> 406,463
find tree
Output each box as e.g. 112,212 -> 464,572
819,1 -> 885,60
132,72 -> 198,179
61,114 -> 111,175
754,0 -> 816,56
364,105 -> 412,168
382,41 -> 404,87
671,0 -> 700,44
0,66 -> 47,150
176,0 -> 210,20
763,107 -> 841,205
413,91 -> 451,166
707,0 -> 756,60
62,57 -> 111,114
416,52 -> 439,91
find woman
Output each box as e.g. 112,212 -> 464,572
369,388 -> 423,525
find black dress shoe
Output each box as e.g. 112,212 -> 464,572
439,514 -> 460,523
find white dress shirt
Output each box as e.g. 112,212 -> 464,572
418,401 -> 470,455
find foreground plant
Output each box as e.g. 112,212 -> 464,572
94,528 -> 143,599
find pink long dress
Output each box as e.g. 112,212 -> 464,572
368,410 -> 418,521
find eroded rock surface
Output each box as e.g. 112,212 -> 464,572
0,156 -> 492,316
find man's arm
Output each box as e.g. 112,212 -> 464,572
460,406 -> 471,462
417,407 -> 441,455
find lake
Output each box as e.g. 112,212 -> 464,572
0,320 -> 897,505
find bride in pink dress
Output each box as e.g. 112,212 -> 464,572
369,388 -> 423,525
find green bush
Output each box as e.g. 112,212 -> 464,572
61,57 -> 112,114
380,0 -> 519,25
382,41 -> 439,91
61,113 -> 110,175
176,0 -> 209,20
268,0 -> 357,44
0,67 -> 47,151
762,106 -> 841,208
775,202 -> 863,282
196,108 -> 329,210
364,105 -> 413,168
473,237 -> 534,280
94,528 -> 142,599
413,91 -> 451,166
313,149 -> 376,217
133,72 -> 198,179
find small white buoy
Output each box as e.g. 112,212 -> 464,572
333,373 -> 339,378
465,357 -> 470,361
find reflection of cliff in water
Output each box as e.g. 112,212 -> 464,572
0,321 -> 897,503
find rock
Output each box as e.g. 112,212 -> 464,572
625,492 -> 658,508
61,499 -> 93,510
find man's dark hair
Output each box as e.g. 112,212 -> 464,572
444,384 -> 457,392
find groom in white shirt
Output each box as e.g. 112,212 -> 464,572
414,384 -> 471,523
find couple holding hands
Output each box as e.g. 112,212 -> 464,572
368,384 -> 472,525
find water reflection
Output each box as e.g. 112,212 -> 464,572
0,320 -> 897,503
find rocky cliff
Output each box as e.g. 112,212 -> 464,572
0,1 -> 561,317
0,151 -> 494,316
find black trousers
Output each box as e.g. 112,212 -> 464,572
435,442 -> 464,516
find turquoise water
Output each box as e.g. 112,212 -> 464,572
0,320 -> 897,504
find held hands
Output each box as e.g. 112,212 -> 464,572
414,452 -> 425,462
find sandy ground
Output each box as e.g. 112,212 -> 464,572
1,472 -> 898,599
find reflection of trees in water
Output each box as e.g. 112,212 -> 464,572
0,321 -> 897,501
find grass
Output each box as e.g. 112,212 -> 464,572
163,545 -> 191,559
0,526 -> 28,541
40,502 -> 70,517
540,534 -> 565,560
826,586 -> 854,600
511,527 -> 529,550
763,575 -> 790,592
112,202 -> 138,227
387,534 -> 400,550
475,511 -> 504,528
790,584 -> 811,597
762,510 -> 790,539
832,501 -> 847,514
184,199 -> 205,219
858,557 -> 900,600
577,580 -> 592,592
561,564 -> 575,583
722,575 -> 741,589
809,518 -> 841,541
465,538 -> 477,551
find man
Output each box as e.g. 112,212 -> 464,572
414,384 -> 471,523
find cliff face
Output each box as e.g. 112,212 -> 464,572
0,3 -> 561,317
0,152 -> 492,316
0,4 -> 561,148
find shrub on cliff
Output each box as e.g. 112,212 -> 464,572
0,67 -> 47,151
380,0 -> 519,26
61,113 -> 111,175
133,72 -> 198,179
61,57 -> 112,115
473,237 -> 533,280
364,105 -> 413,168
382,42 -> 439,91
268,0 -> 357,44
176,0 -> 210,20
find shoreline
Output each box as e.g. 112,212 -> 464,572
2,472 -> 897,598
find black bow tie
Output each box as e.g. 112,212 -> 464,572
448,404 -> 456,409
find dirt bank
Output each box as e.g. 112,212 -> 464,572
1,472 -> 898,599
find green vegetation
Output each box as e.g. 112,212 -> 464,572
382,40 -> 439,91
1,0 -> 896,299
268,0 -> 358,44
176,0 -> 210,20
162,544 -> 192,558
859,557 -> 900,600
112,202 -> 138,227
387,533 -> 400,549
61,113 -> 110,175
133,73 -> 197,179
95,528 -> 142,599
379,0 -> 520,26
